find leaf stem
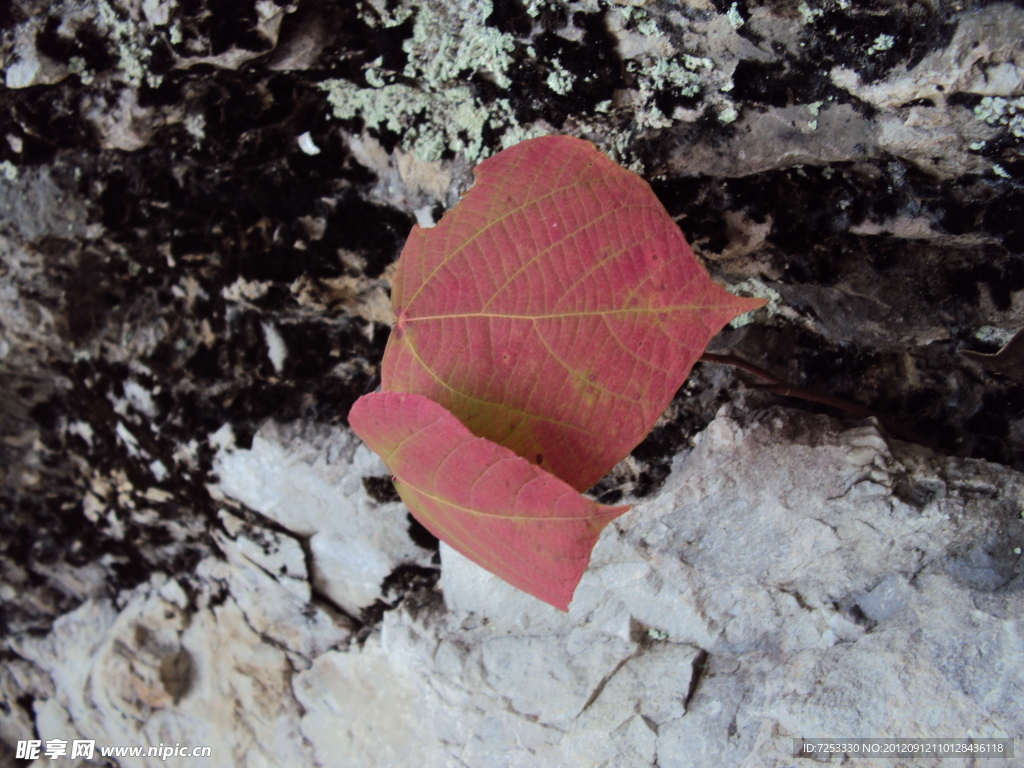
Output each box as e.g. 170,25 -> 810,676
698,353 -> 926,446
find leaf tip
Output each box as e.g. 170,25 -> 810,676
738,295 -> 769,313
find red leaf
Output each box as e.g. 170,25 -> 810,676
351,136 -> 765,609
349,391 -> 629,611
383,135 -> 764,491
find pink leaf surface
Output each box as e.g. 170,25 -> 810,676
383,135 -> 764,491
349,391 -> 629,611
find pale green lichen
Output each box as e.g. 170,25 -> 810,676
973,325 -> 1015,346
637,17 -> 659,36
632,55 -> 709,104
681,54 -> 715,73
806,104 -> 820,129
402,0 -> 515,90
96,0 -> 148,88
364,57 -> 388,88
727,3 -> 745,29
866,34 -> 895,55
320,79 -> 544,163
37,0 -> 181,89
183,113 -> 206,145
321,80 -> 427,136
319,0 -> 541,164
798,2 -> 823,24
612,46 -> 725,136
525,0 -> 552,18
718,104 -> 739,124
632,9 -> 660,37
584,126 -> 644,173
320,0 -> 722,169
360,1 -> 413,28
646,628 -> 669,641
993,164 -> 1011,179
728,278 -> 785,328
0,160 -> 19,181
973,96 -> 1024,140
626,56 -> 709,129
497,115 -> 550,151
68,56 -> 95,86
546,58 -> 576,95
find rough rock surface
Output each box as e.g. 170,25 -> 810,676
437,406 -> 1024,766
210,419 -> 437,616
4,407 -> 1022,767
2,0 -> 1023,765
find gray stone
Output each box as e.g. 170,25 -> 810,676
409,406 -> 1024,765
211,419 -> 436,615
4,406 -> 1023,767
5,554 -> 351,766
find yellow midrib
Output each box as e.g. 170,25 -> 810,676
402,302 -> 727,323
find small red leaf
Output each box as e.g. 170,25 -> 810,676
349,391 -> 629,611
383,135 -> 764,491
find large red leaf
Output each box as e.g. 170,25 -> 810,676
383,135 -> 764,491
349,391 -> 629,611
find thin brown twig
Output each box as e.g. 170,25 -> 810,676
698,352 -> 927,446
699,353 -> 783,385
